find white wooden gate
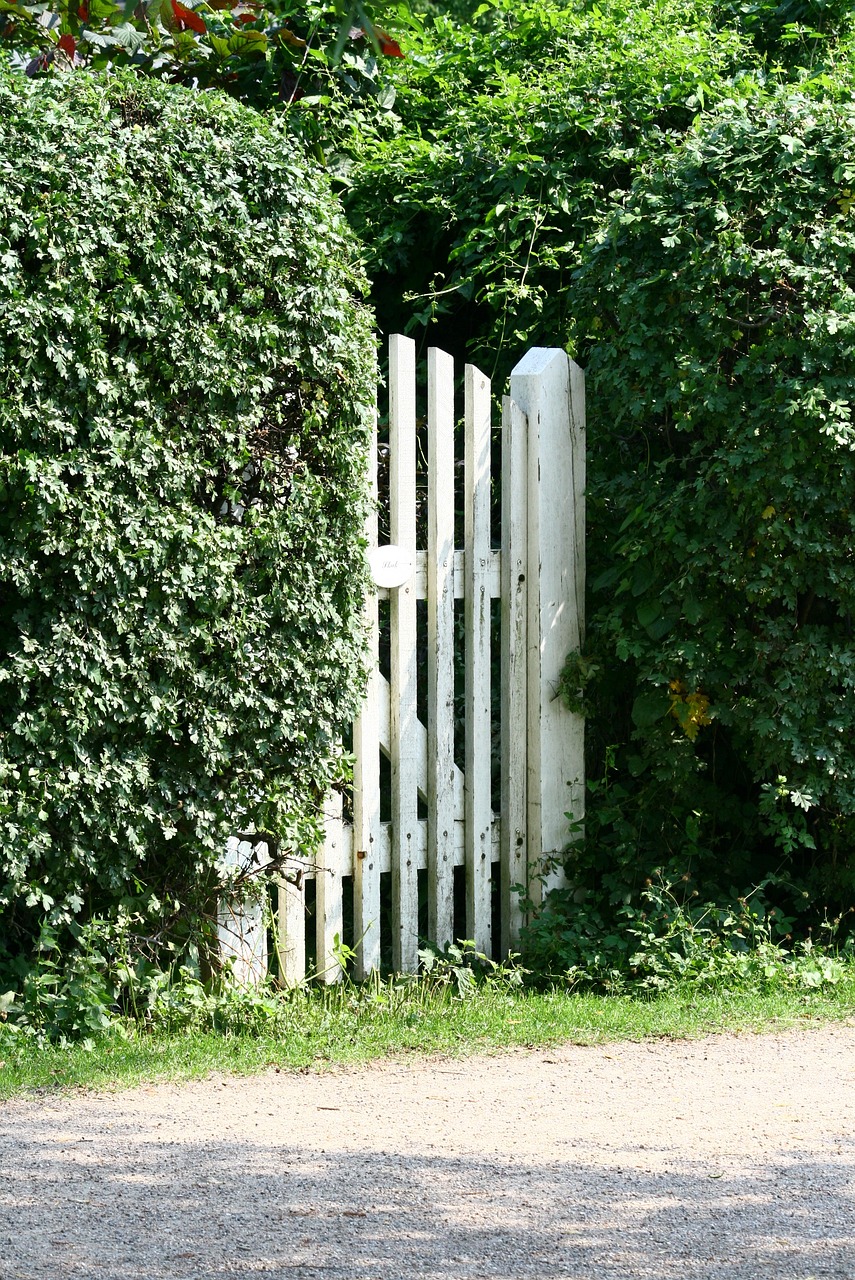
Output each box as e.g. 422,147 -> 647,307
219,335 -> 586,985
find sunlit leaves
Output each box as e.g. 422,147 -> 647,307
0,0 -> 405,106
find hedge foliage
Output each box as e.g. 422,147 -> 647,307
0,69 -> 373,984
0,0 -> 405,109
567,89 -> 855,904
335,0 -> 855,381
336,0 -> 763,377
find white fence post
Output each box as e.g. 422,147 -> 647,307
464,364 -> 493,954
217,837 -> 270,986
427,347 -> 457,952
277,863 -> 306,986
389,333 -> 420,972
500,395 -> 528,951
315,788 -> 344,983
353,385 -> 382,980
509,349 -> 585,902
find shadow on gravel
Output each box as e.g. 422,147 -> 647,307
2,1121 -> 854,1280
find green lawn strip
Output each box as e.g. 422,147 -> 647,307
2,978 -> 854,1100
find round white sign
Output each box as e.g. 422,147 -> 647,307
368,544 -> 414,589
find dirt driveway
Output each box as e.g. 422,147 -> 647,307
2,1022 -> 854,1279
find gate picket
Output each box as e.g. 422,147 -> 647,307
464,364 -> 493,955
353,401 -> 381,977
353,393 -> 382,981
277,866 -> 305,986
427,347 -> 456,953
388,333 -> 420,973
316,787 -> 344,983
500,395 -> 528,952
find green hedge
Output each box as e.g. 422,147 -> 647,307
337,0 -> 763,379
564,89 -> 855,928
0,70 -> 373,987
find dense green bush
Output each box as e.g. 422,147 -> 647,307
0,70 -> 373,999
520,870 -> 854,992
713,0 -> 854,56
0,0 -> 405,106
559,89 -> 855,940
337,0 -> 765,377
335,0 -> 855,382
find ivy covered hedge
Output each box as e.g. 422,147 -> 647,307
0,69 -> 373,996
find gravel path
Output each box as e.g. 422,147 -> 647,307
2,1023 -> 855,1279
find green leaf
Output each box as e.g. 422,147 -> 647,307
631,691 -> 670,728
636,600 -> 661,628
226,27 -> 267,56
110,23 -> 150,52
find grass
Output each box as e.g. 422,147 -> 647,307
2,973 -> 855,1100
